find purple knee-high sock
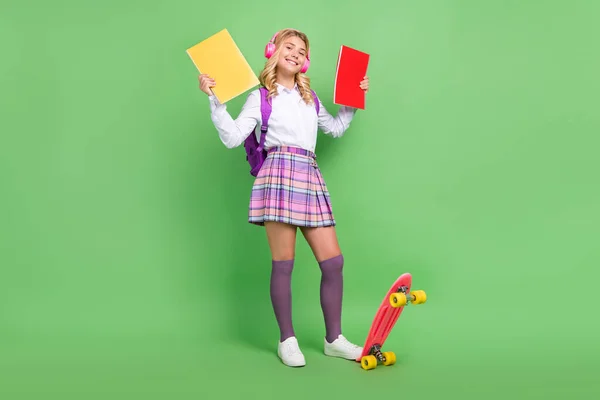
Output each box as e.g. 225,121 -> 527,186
319,254 -> 344,343
270,259 -> 295,342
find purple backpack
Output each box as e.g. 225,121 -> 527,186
244,87 -> 320,176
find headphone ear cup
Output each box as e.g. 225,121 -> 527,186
301,58 -> 310,73
265,43 -> 276,58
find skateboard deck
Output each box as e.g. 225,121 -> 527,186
357,273 -> 426,370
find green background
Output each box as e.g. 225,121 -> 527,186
1,0 -> 599,398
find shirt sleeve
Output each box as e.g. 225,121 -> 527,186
208,91 -> 261,148
316,97 -> 357,138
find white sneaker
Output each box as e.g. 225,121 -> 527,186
324,334 -> 363,360
277,336 -> 306,367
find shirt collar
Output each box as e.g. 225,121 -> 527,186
275,82 -> 298,93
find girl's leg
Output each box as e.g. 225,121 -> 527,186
265,221 -> 298,341
265,221 -> 305,367
299,225 -> 342,341
299,225 -> 362,360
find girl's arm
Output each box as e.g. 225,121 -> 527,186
317,76 -> 368,137
208,91 -> 261,149
317,100 -> 358,138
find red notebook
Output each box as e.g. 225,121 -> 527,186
333,45 -> 370,109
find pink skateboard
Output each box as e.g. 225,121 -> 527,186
356,273 -> 427,370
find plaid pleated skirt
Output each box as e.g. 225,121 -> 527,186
248,146 -> 336,227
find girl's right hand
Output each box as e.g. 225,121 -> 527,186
198,74 -> 216,96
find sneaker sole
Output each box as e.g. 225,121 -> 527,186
324,349 -> 360,360
278,352 -> 306,367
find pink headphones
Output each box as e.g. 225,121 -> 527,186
264,30 -> 310,73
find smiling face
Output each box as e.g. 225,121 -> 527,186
276,35 -> 308,75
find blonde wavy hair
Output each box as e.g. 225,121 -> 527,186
259,28 -> 314,105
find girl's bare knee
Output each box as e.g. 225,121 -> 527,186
265,222 -> 298,260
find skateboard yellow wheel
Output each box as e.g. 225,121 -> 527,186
361,355 -> 377,370
411,290 -> 427,304
389,293 -> 407,308
382,351 -> 396,366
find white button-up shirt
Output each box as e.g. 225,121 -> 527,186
208,83 -> 357,152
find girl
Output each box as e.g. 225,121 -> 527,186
198,28 -> 369,367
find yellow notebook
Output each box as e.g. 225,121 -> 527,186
186,29 -> 259,103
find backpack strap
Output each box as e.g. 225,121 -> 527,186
258,87 -> 272,152
311,89 -> 320,114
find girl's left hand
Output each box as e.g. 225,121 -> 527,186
360,76 -> 369,92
